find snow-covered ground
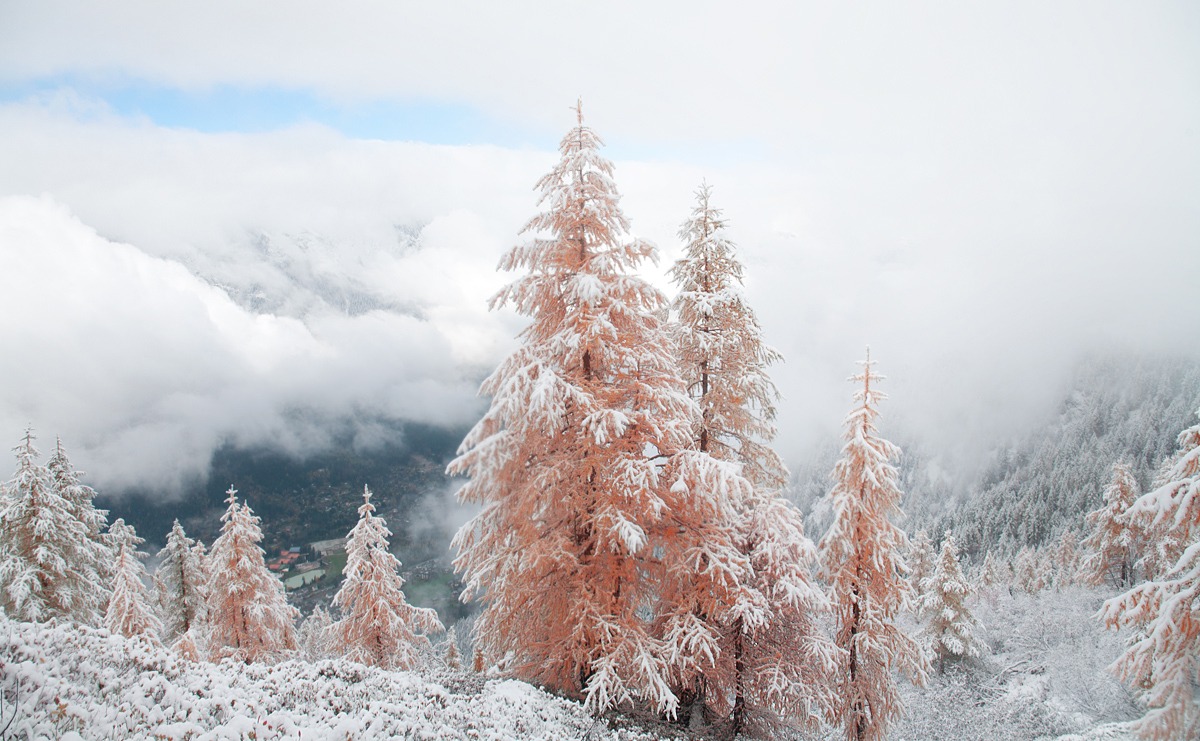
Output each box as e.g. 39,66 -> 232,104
0,586 -> 1148,740
0,616 -> 673,740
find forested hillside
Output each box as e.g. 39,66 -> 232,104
930,355 -> 1200,557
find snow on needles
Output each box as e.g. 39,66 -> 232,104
0,615 -> 670,740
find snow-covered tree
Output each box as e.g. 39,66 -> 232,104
45,436 -> 113,622
906,530 -> 936,612
665,182 -> 836,735
449,103 -> 702,715
819,352 -> 926,741
298,605 -> 333,662
104,518 -> 161,642
154,520 -> 207,645
205,487 -> 298,663
1013,547 -> 1049,594
1082,463 -> 1143,587
443,626 -> 463,670
1052,530 -> 1081,589
331,485 -> 443,670
921,531 -> 981,674
668,181 -> 786,490
0,429 -> 110,623
1101,410 -> 1200,740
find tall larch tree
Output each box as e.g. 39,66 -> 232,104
1082,463 -> 1143,587
819,352 -> 926,741
0,429 -> 103,623
331,485 -> 443,670
921,531 -> 981,674
205,487 -> 298,662
449,103 -> 704,715
666,182 -> 836,736
104,518 -> 161,642
154,519 -> 208,646
906,530 -> 936,612
1100,410 -> 1200,740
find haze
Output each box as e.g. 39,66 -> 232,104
1,2 -> 1197,495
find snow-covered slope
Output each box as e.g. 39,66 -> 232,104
0,616 -> 668,740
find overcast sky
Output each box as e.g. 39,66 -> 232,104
1,2 -> 1198,496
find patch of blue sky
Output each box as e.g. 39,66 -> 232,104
0,75 -> 549,148
0,76 -> 766,166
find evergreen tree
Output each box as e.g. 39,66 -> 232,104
819,352 -> 926,741
665,182 -> 835,735
298,605 -> 334,662
104,518 -> 161,642
331,485 -> 443,670
205,487 -> 298,662
1101,410 -> 1200,740
45,436 -> 113,622
449,103 -> 701,715
921,531 -> 981,674
1051,530 -> 1080,588
0,429 -> 106,623
1082,463 -> 1143,587
443,626 -> 463,670
906,530 -> 936,613
154,519 -> 208,645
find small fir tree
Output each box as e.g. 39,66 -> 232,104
0,429 -> 107,623
1052,530 -> 1080,589
45,436 -> 114,622
921,531 -> 981,674
154,519 -> 207,645
298,605 -> 334,662
443,626 -> 463,670
205,487 -> 298,662
1082,463 -> 1143,587
104,519 -> 162,642
906,530 -> 936,613
1100,410 -> 1200,740
819,352 -> 927,741
331,485 -> 443,670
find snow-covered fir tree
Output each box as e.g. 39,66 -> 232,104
298,605 -> 333,662
154,519 -> 207,646
443,626 -> 462,670
665,182 -> 835,735
921,531 -> 981,674
0,429 -> 110,623
1051,529 -> 1080,589
205,487 -> 298,662
104,518 -> 161,642
45,436 -> 113,622
449,103 -> 708,715
906,530 -> 936,613
331,485 -> 443,670
1101,409 -> 1200,740
819,352 -> 926,741
1081,463 -> 1143,587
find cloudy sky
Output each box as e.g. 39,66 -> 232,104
1,2 -> 1197,496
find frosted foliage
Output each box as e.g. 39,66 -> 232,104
0,616 -> 673,740
921,532 -> 981,672
1101,410 -> 1200,740
819,354 -> 927,741
154,519 -> 207,645
1082,464 -> 1143,588
331,486 -> 443,670
907,530 -> 936,612
298,605 -> 333,661
0,430 -> 111,624
667,182 -> 786,490
448,103 -> 696,716
104,518 -> 162,642
205,487 -> 298,663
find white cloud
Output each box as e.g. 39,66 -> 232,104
1,0 -> 1199,494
